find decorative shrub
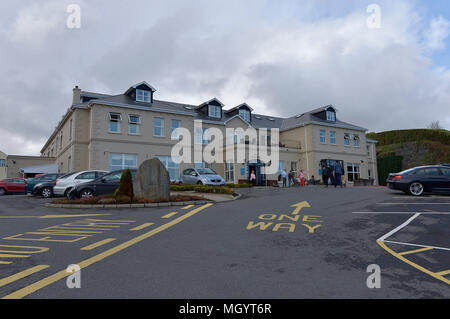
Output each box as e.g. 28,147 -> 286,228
114,168 -> 134,202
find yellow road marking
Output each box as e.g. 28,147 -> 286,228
162,212 -> 177,219
0,265 -> 49,288
377,240 -> 450,285
0,261 -> 13,265
130,223 -> 154,231
0,254 -> 30,258
80,238 -> 116,251
398,247 -> 433,256
436,269 -> 450,276
2,203 -> 213,299
182,205 -> 194,210
0,214 -> 111,219
290,201 -> 311,215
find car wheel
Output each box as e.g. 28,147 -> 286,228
408,182 -> 424,196
41,187 -> 52,198
80,189 -> 94,199
64,188 -> 72,199
0,188 -> 5,196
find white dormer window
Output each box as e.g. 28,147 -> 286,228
136,89 -> 151,102
239,109 -> 250,122
326,111 -> 336,121
208,105 -> 221,118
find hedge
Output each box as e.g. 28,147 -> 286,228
377,155 -> 403,186
170,184 -> 235,194
367,129 -> 450,146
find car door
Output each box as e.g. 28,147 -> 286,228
438,168 -> 450,192
182,169 -> 192,184
420,168 -> 445,192
96,172 -> 122,196
14,179 -> 26,193
74,171 -> 97,186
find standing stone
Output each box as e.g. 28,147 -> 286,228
133,158 -> 170,200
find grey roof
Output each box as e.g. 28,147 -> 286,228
84,91 -> 367,132
20,164 -> 58,174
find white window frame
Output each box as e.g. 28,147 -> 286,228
353,135 -> 360,147
170,119 -> 181,140
347,163 -> 360,182
326,111 -> 336,121
128,115 -> 141,135
344,133 -> 350,146
208,105 -> 221,118
109,113 -> 122,133
136,89 -> 150,103
320,130 -> 326,144
225,162 -> 234,182
109,153 -> 137,171
330,131 -> 336,145
239,109 -> 250,122
153,118 -> 164,137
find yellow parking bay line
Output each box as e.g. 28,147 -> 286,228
80,238 -> 116,251
0,265 -> 49,288
0,254 -> 30,258
130,223 -> 154,231
162,212 -> 177,219
0,261 -> 13,265
398,247 -> 433,256
182,205 -> 194,210
436,269 -> 450,276
2,203 -> 213,299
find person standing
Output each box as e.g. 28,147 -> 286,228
334,162 -> 343,188
288,170 -> 293,187
299,169 -> 305,186
282,169 -> 287,188
250,170 -> 256,186
322,165 -> 330,187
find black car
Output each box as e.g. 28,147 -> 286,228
69,169 -> 137,199
32,172 -> 77,198
387,165 -> 450,196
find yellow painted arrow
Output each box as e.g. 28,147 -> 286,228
290,201 -> 311,215
0,214 -> 111,219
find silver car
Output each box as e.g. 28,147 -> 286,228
53,170 -> 108,197
180,168 -> 225,186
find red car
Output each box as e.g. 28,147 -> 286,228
0,178 -> 26,195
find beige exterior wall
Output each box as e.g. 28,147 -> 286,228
0,151 -> 7,180
5,155 -> 56,178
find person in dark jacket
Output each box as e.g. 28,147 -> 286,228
322,165 -> 330,187
334,162 -> 343,188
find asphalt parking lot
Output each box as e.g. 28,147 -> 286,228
0,187 -> 448,298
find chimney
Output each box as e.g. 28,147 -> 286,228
72,85 -> 81,104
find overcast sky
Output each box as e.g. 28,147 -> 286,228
0,0 -> 449,155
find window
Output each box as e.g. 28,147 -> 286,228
320,130 -> 326,144
60,132 -> 63,149
225,162 -> 234,182
353,135 -> 360,147
344,133 -> 350,146
291,161 -> 298,172
103,171 -> 123,182
68,156 -> 72,172
136,89 -> 150,102
416,168 -> 441,176
239,109 -> 250,122
195,162 -> 213,169
278,160 -> 284,175
69,119 -> 73,140
195,128 -> 209,144
109,153 -> 137,171
367,145 -> 370,155
156,156 -> 179,181
128,115 -> 141,135
109,113 -> 122,133
441,168 -> 450,176
326,111 -> 336,121
170,120 -> 181,140
347,163 -> 360,182
153,118 -> 164,137
208,105 -> 221,118
0,159 -> 5,167
75,171 -> 97,180
330,131 -> 336,145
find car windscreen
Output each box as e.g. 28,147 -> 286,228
196,168 -> 217,175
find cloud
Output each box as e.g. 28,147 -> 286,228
0,0 -> 449,156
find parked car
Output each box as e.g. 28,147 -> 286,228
24,173 -> 63,194
32,172 -> 78,198
180,168 -> 225,186
0,178 -> 26,195
53,170 -> 108,198
387,165 -> 450,196
68,169 -> 137,199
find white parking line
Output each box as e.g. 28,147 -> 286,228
383,240 -> 450,252
352,212 -> 450,215
377,213 -> 421,242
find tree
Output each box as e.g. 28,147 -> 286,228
427,121 -> 442,129
114,169 -> 134,202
